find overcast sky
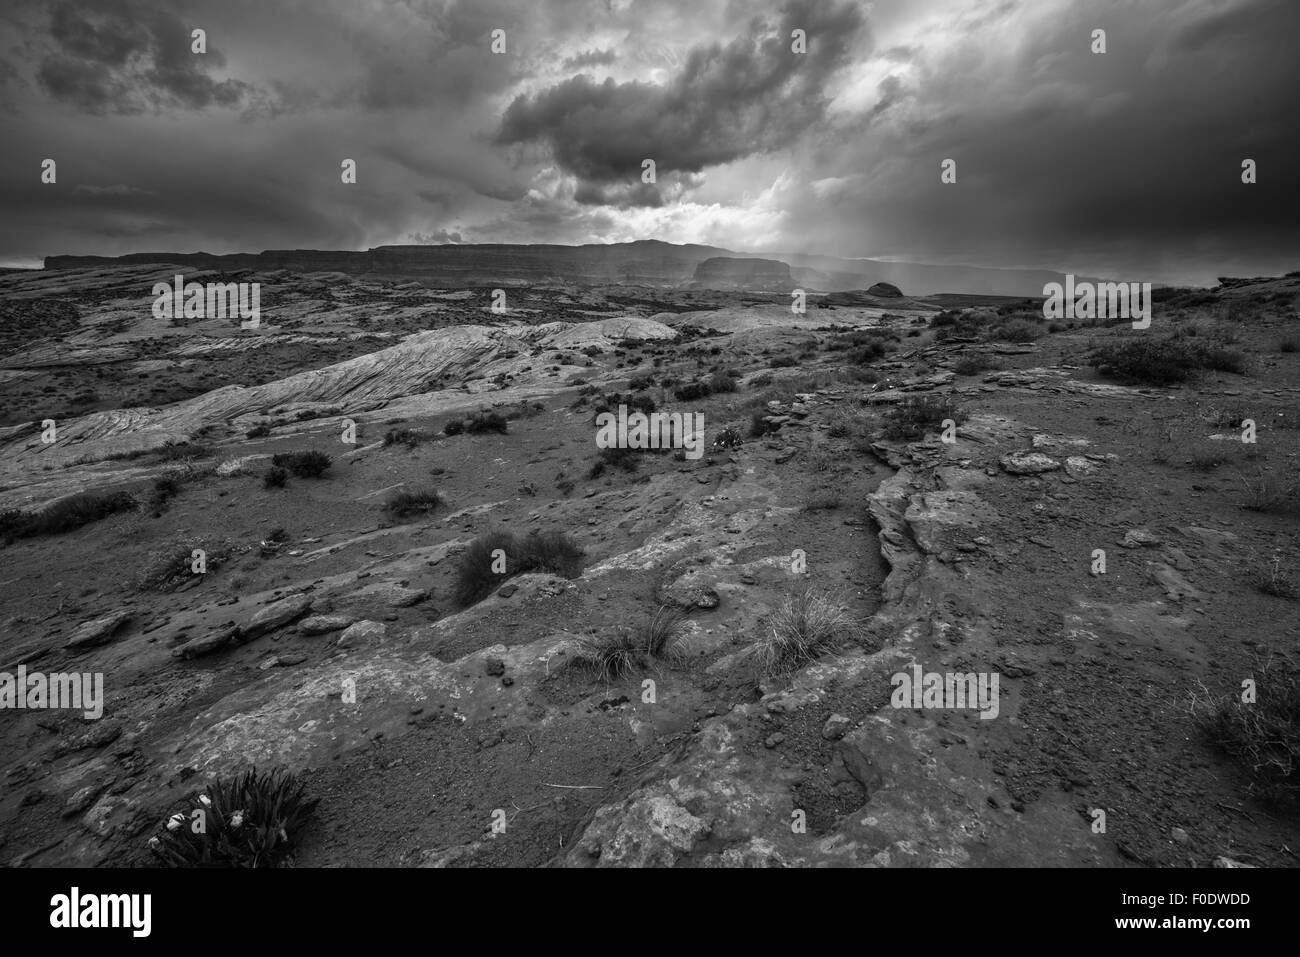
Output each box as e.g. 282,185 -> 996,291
1,0 -> 1296,284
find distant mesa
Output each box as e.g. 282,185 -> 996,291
690,256 -> 794,292
41,240 -> 1075,298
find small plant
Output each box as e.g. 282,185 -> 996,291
589,445 -> 640,479
1236,465 -> 1297,513
574,606 -> 690,680
754,588 -> 852,673
1090,338 -> 1246,385
383,487 -> 441,520
149,767 -> 319,867
465,410 -> 509,435
1190,658 -> 1300,802
263,466 -> 288,489
952,354 -> 1001,376
271,450 -> 331,478
383,428 -> 426,449
452,529 -> 585,607
1,490 -> 137,539
881,394 -> 965,441
1249,555 -> 1297,600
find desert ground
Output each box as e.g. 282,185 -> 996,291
1,264 -> 1298,867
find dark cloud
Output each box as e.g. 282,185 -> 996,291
497,0 -> 867,198
36,0 -> 255,114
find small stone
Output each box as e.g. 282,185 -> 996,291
763,733 -> 785,749
336,620 -> 386,647
497,583 -> 517,598
821,714 -> 851,741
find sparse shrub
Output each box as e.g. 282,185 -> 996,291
272,450 -> 331,478
453,530 -> 585,607
1249,555 -> 1297,600
384,428 -> 426,449
1191,659 -> 1300,802
3,490 -> 137,539
754,588 -> 851,673
1236,465 -> 1297,513
465,410 -> 509,435
383,487 -> 441,520
710,371 -> 739,393
882,394 -> 965,441
952,354 -> 1001,376
150,767 -> 318,867
768,356 -> 798,369
1090,338 -> 1246,385
443,418 -> 465,436
674,380 -> 713,401
589,445 -> 640,478
574,606 -> 689,680
263,466 -> 288,489
246,424 -> 272,439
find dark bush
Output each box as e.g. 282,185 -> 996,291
263,466 -> 288,489
2,490 -> 137,539
383,487 -> 442,520
465,410 -> 509,435
272,450 -> 332,478
453,530 -> 585,607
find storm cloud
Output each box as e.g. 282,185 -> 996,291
0,0 -> 1296,284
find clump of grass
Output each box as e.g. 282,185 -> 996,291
754,588 -> 852,674
271,450 -> 331,478
137,542 -> 227,591
383,428 -> 426,449
1191,658 -> 1300,803
149,767 -> 318,867
464,410 -> 509,435
881,394 -> 965,441
1,489 -> 137,540
952,354 -> 1002,376
383,487 -> 441,520
1236,465 -> 1297,513
1249,555 -> 1297,600
588,445 -> 640,479
1090,337 -> 1247,385
574,606 -> 690,680
453,529 -> 585,607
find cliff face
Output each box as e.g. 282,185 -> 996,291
691,257 -> 794,291
42,241 -> 1074,296
44,241 -> 727,288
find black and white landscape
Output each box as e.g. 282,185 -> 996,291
0,0 -> 1298,873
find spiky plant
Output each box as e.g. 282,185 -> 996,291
149,767 -> 318,868
755,588 -> 852,674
